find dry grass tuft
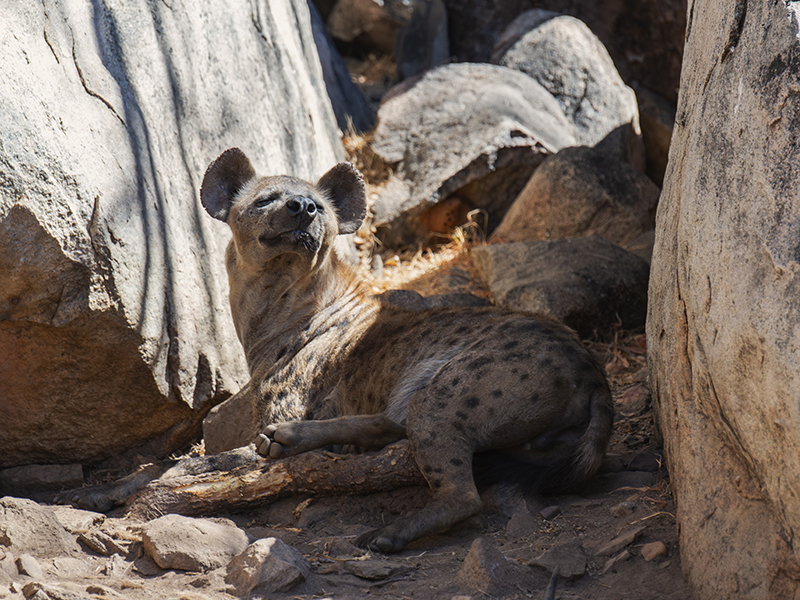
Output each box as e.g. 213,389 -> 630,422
343,127 -> 392,190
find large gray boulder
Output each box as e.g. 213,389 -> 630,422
491,145 -> 659,246
371,63 -> 576,246
473,237 -> 649,337
492,13 -> 641,149
647,1 -> 800,597
526,0 -> 686,105
0,0 -> 343,468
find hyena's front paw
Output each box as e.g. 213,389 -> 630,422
254,423 -> 303,459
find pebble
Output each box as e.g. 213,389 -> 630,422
540,505 -> 562,521
601,549 -> 631,574
0,550 -> 17,577
78,531 -> 126,556
224,538 -> 310,595
531,540 -> 586,581
456,537 -> 514,595
596,525 -> 646,556
641,541 -> 669,561
51,507 -> 105,534
343,559 -> 407,580
610,501 -> 637,518
505,505 -> 538,539
628,450 -> 662,472
16,554 -> 42,579
618,384 -> 650,416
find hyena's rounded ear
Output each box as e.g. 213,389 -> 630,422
316,162 -> 367,235
200,148 -> 256,222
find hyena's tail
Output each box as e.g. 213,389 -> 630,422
472,387 -> 615,494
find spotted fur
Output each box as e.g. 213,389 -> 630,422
199,148 -> 614,553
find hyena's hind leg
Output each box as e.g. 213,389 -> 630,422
355,418 -> 482,552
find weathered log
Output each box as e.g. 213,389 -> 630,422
125,441 -> 425,520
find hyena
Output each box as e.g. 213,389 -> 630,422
195,148 -> 614,552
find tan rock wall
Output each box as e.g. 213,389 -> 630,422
0,0 -> 343,467
647,0 -> 800,597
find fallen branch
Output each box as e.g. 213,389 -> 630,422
125,440 -> 424,520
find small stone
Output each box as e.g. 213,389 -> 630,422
51,507 -> 105,534
225,538 -> 310,596
601,550 -> 631,574
78,531 -> 126,556
641,541 -> 669,561
531,540 -> 586,581
505,506 -> 538,539
618,385 -> 650,417
628,450 -> 662,472
610,501 -> 637,518
456,538 -> 515,595
540,505 -> 561,521
0,566 -> 12,587
16,554 -> 42,579
343,559 -> 407,580
84,584 -> 120,597
22,582 -> 91,600
131,556 -> 162,576
102,554 -> 131,578
321,537 -> 367,558
596,525 -> 646,557
141,515 -> 249,572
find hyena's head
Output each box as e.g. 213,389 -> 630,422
200,148 -> 366,273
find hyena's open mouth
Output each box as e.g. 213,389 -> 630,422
258,229 -> 319,253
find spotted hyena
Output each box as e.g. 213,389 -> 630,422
195,148 -> 614,552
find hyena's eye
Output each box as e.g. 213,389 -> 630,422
256,192 -> 281,207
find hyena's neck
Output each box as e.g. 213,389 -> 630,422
232,251 -> 378,374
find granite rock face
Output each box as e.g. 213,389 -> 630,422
0,0 -> 343,468
370,62 -> 576,246
647,1 -> 800,597
493,13 -> 641,148
526,0 -> 686,104
492,145 -> 659,246
473,237 -> 649,337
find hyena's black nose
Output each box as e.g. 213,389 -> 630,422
286,196 -> 317,218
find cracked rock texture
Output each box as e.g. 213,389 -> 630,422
492,13 -> 640,149
0,0 -> 343,468
647,0 -> 800,597
370,62 -> 576,246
